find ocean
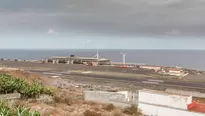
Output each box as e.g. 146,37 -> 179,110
0,49 -> 205,71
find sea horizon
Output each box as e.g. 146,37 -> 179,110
0,49 -> 205,71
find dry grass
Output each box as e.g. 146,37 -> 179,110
83,101 -> 98,106
84,110 -> 102,116
0,69 -> 42,83
113,111 -> 123,116
123,105 -> 143,116
103,104 -> 115,111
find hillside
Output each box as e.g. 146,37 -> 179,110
0,67 -> 143,116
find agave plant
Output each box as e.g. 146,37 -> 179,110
0,107 -> 12,116
14,106 -> 41,116
0,99 -> 12,116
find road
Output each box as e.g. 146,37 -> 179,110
29,70 -> 205,90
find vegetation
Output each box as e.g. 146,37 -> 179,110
84,110 -> 102,116
123,105 -> 142,116
0,74 -> 52,98
0,100 -> 41,116
102,104 -> 115,111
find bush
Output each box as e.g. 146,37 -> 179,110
0,74 -> 26,94
84,110 -> 102,116
103,104 -> 115,111
123,105 -> 142,116
0,74 -> 52,98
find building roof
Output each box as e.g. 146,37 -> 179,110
169,68 -> 183,71
49,56 -> 110,61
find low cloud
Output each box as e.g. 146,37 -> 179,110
1,0 -> 205,37
47,28 -> 57,34
165,29 -> 181,36
84,39 -> 92,44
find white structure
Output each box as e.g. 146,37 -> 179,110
167,68 -> 188,77
120,52 -> 126,65
84,91 -> 137,108
138,89 -> 205,116
139,89 -> 192,110
140,65 -> 162,72
139,103 -> 205,116
168,68 -> 183,73
117,91 -> 130,102
93,49 -> 100,59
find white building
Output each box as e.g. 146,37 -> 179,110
138,89 -> 205,116
140,65 -> 162,72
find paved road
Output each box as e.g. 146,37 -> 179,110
29,70 -> 205,90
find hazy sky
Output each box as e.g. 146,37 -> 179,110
1,0 -> 205,49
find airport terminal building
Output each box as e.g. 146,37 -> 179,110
47,55 -> 111,65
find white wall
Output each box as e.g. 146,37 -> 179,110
84,91 -> 131,108
139,90 -> 192,110
117,91 -> 129,101
139,103 -> 205,116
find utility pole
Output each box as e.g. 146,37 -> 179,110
120,52 -> 126,65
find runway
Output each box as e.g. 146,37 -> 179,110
29,70 -> 205,90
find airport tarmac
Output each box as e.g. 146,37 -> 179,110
29,69 -> 205,90
1,60 -> 205,92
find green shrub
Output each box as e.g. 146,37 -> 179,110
20,82 -> 44,98
0,99 -> 12,116
14,106 -> 41,116
0,74 -> 52,99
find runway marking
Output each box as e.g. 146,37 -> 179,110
51,76 -> 60,78
43,72 -> 62,76
147,79 -> 164,83
82,71 -> 92,74
142,81 -> 159,84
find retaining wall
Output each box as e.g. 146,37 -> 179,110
84,91 -> 137,108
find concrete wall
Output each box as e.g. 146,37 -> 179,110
139,89 -> 192,110
139,103 -> 205,116
84,91 -> 137,108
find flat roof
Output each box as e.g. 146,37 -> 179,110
49,56 -> 110,61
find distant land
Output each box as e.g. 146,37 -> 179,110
0,49 -> 205,71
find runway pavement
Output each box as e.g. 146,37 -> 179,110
29,70 -> 205,90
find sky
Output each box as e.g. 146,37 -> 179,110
0,0 -> 205,49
